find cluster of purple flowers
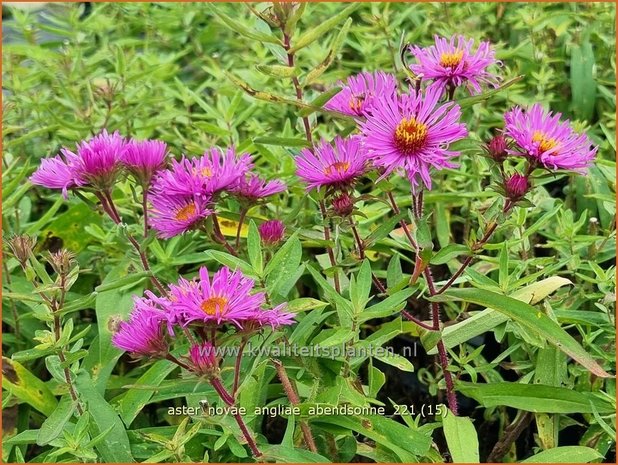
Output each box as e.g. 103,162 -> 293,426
112,265 -> 294,363
31,132 -> 286,239
29,130 -> 166,199
296,34 -> 597,202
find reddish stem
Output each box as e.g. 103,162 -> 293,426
98,192 -> 167,295
210,377 -> 262,458
272,359 -> 318,453
351,222 -> 387,293
235,208 -> 248,249
319,200 -> 341,293
212,214 -> 239,256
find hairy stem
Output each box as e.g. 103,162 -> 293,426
272,359 -> 318,453
142,188 -> 149,238
212,213 -> 238,256
232,337 -> 249,398
486,411 -> 533,462
235,207 -> 248,249
319,200 -> 341,293
98,191 -> 167,295
210,377 -> 262,458
351,222 -> 387,294
436,200 -> 513,295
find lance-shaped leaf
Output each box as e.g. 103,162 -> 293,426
288,3 -> 360,53
432,287 -> 612,378
304,18 -> 352,86
209,5 -> 282,45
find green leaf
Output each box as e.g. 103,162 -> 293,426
429,277 -> 572,354
261,444 -> 331,463
36,396 -> 75,446
253,136 -> 311,148
265,232 -> 302,298
430,244 -> 469,265
457,76 -> 523,108
75,371 -> 133,462
313,415 -> 431,461
304,17 -> 352,86
298,87 -> 345,118
287,297 -> 328,313
521,446 -> 603,463
209,6 -> 281,44
289,3 -> 360,53
374,353 -> 414,372
433,286 -> 610,377
360,288 -> 415,324
256,64 -> 297,78
117,360 -> 177,427
364,211 -> 407,248
457,382 -> 614,413
368,361 -> 386,398
350,260 -> 372,314
247,220 -> 263,276
2,357 -> 57,416
386,255 -> 403,289
442,411 -> 479,463
570,41 -> 597,122
203,250 -> 255,276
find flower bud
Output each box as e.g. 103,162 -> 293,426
504,174 -> 529,201
258,220 -> 285,246
47,249 -> 76,276
6,234 -> 36,268
485,134 -> 508,162
332,193 -> 354,217
189,342 -> 219,377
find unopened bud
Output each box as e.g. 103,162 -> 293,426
258,220 -> 285,246
47,249 -> 76,276
189,342 -> 219,377
504,174 -> 529,201
485,134 -> 509,162
6,234 -> 37,268
332,194 -> 354,217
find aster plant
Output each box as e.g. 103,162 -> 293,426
7,3 -> 615,464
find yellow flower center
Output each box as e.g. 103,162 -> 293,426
192,167 -> 213,177
175,203 -> 197,222
439,50 -> 464,68
324,161 -> 350,176
200,296 -> 228,315
394,117 -> 428,155
532,131 -> 558,153
349,95 -> 365,113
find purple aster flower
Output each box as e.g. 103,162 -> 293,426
296,136 -> 368,192
112,300 -> 169,357
120,139 -> 168,186
247,304 -> 296,330
151,148 -> 252,200
30,154 -> 81,199
258,220 -> 285,245
360,83 -> 467,191
324,71 -> 398,117
503,104 -> 597,172
70,129 -> 126,191
231,173 -> 286,202
149,193 -> 212,239
188,342 -> 219,375
409,35 -> 500,95
169,266 -> 266,328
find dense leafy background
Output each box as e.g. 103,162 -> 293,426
2,2 -> 616,463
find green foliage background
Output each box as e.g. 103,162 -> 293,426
2,2 -> 616,463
